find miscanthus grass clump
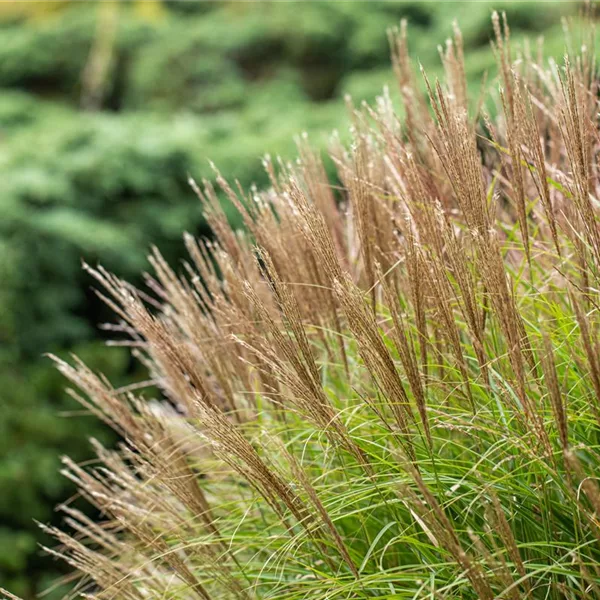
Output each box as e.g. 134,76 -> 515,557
7,10 -> 600,600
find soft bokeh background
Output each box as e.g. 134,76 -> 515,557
0,1 -> 582,597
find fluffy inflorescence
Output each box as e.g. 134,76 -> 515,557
8,10 -> 600,600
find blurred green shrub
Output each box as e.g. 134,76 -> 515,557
0,8 -> 151,106
127,38 -> 247,112
0,342 -> 125,599
0,110 -> 216,353
0,106 -> 217,597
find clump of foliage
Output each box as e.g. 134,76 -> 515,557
0,1 -> 582,597
5,9 -> 600,600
